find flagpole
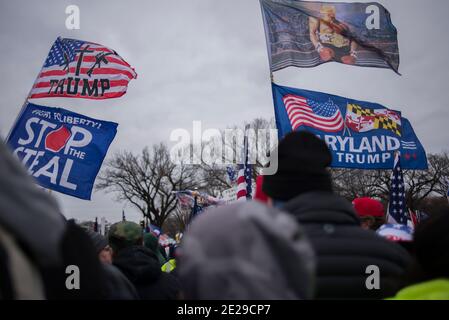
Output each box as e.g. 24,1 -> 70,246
188,187 -> 199,226
446,178 -> 449,204
5,75 -> 40,142
259,0 -> 274,79
5,38 -> 59,142
6,37 -> 66,198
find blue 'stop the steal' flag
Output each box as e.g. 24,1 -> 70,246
7,103 -> 118,200
272,83 -> 428,170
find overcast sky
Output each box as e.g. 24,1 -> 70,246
1,0 -> 448,223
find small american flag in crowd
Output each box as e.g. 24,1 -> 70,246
283,94 -> 344,133
226,166 -> 237,183
387,152 -> 409,225
236,125 -> 252,200
30,37 -> 137,100
409,209 -> 429,228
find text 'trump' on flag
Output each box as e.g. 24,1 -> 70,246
30,37 -> 137,100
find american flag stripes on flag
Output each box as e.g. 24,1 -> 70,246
30,37 -> 137,100
409,209 -> 429,228
236,125 -> 252,200
236,163 -> 252,200
283,94 -> 344,133
387,152 -> 409,225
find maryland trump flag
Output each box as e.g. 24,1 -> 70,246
260,0 -> 400,73
272,83 -> 427,170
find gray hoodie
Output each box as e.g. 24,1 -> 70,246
178,201 -> 316,300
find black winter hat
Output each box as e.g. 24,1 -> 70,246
263,131 -> 333,201
85,229 -> 108,254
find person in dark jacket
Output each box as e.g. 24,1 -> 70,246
143,232 -> 167,266
389,205 -> 449,300
85,229 -> 139,300
263,131 -> 412,299
109,221 -> 180,300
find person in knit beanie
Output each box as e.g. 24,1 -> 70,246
262,130 -> 411,299
85,229 -> 112,264
84,229 -> 139,299
263,131 -> 333,202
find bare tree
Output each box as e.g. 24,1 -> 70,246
96,143 -> 197,227
331,168 -> 390,202
405,152 -> 449,209
332,152 -> 449,210
198,117 -> 277,196
162,207 -> 191,237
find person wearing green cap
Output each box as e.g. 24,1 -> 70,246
143,232 -> 167,266
108,221 -> 181,300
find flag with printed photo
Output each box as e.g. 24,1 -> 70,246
260,0 -> 400,73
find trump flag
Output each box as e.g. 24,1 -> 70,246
30,37 -> 137,99
272,83 -> 427,170
260,0 -> 400,73
7,103 -> 118,200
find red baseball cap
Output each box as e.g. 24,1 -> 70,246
352,197 -> 384,218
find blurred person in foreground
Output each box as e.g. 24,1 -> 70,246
263,131 -> 412,299
389,205 -> 449,300
108,221 -> 180,300
0,140 -> 108,299
178,201 -> 316,300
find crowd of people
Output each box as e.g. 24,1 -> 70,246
0,132 -> 448,300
